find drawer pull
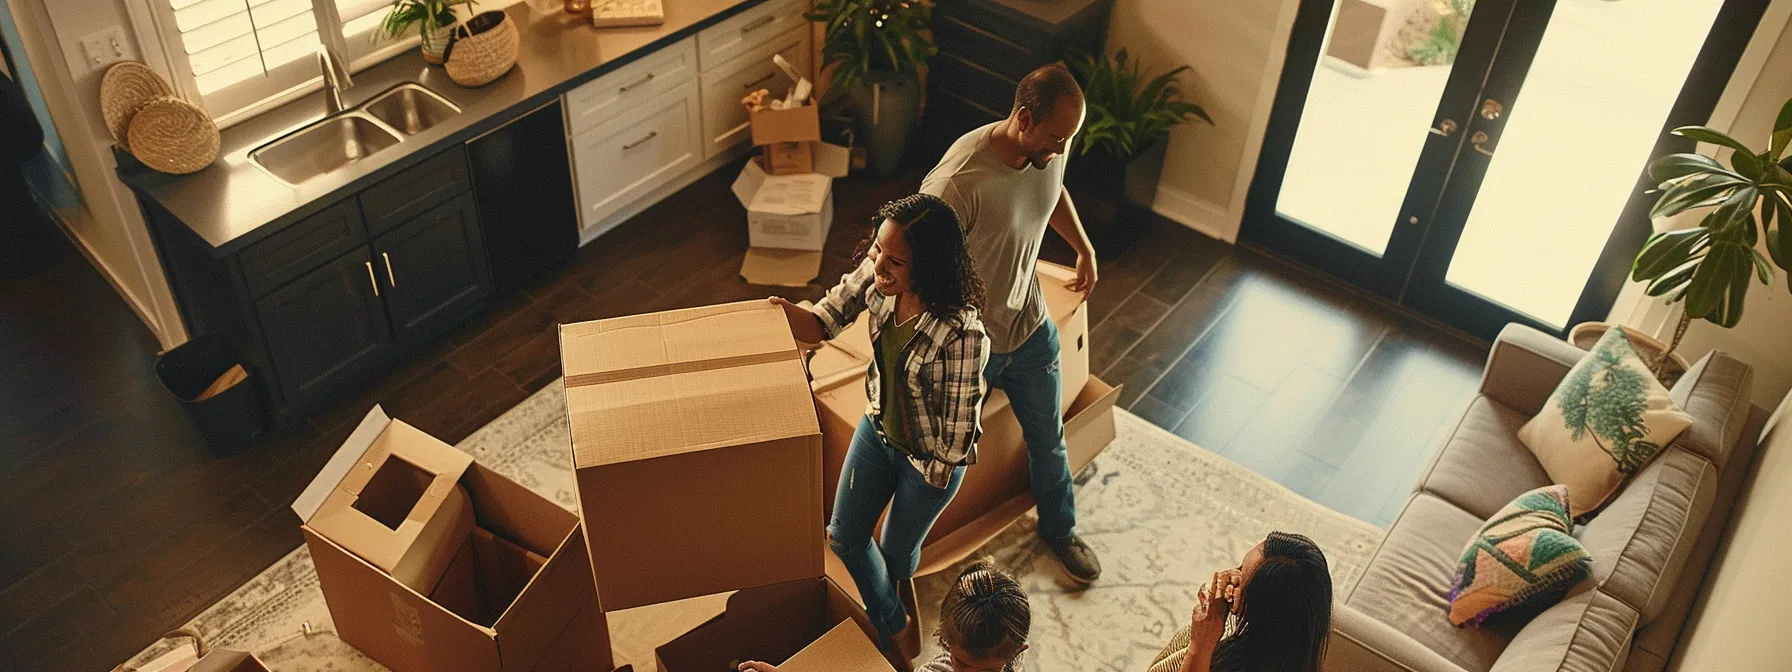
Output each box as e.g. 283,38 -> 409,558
382,252 -> 396,286
622,131 -> 659,150
740,15 -> 775,33
744,71 -> 777,90
364,261 -> 381,297
619,72 -> 656,93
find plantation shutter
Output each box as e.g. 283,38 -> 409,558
335,0 -> 409,64
166,0 -> 322,114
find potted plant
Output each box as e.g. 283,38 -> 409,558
1064,49 -> 1211,256
1627,95 -> 1792,379
377,0 -> 476,65
805,0 -> 936,176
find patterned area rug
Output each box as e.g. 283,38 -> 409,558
121,380 -> 1385,671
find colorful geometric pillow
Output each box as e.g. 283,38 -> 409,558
1518,326 -> 1694,518
1447,485 -> 1591,627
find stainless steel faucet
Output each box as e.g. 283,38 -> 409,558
318,47 -> 353,115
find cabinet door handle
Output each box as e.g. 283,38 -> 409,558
619,72 -> 655,93
364,261 -> 380,297
743,71 -> 777,90
622,131 -> 658,150
740,15 -> 775,33
382,252 -> 396,286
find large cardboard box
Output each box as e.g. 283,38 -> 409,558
293,408 -> 476,593
805,261 -> 1118,577
296,407 -> 611,672
652,575 -> 892,672
559,300 -> 825,612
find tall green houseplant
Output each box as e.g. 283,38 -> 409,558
1631,95 -> 1792,370
378,0 -> 476,64
805,0 -> 935,175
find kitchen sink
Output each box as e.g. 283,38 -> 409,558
250,114 -> 401,186
361,83 -> 461,136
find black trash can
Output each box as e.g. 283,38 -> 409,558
156,336 -> 265,454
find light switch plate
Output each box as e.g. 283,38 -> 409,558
80,26 -> 133,70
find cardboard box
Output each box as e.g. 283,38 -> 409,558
297,407 -> 611,672
653,576 -> 890,672
732,145 -> 853,287
805,261 -> 1118,577
559,300 -> 825,612
750,102 -> 821,152
136,645 -> 270,672
293,407 -> 477,593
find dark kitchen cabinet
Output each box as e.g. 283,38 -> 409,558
922,0 -> 1113,154
373,192 -> 489,342
466,100 -> 578,295
256,250 -> 393,404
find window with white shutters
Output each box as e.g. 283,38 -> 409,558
162,0 -> 323,118
333,0 -> 410,66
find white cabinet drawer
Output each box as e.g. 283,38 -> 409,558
565,37 -> 698,137
696,0 -> 807,72
698,25 -> 810,159
572,79 -> 702,236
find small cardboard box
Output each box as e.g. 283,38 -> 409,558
733,143 -> 852,287
559,300 -> 825,612
136,646 -> 271,672
297,407 -> 612,672
653,575 -> 891,672
806,261 -> 1118,577
293,407 -> 477,594
750,103 -> 821,150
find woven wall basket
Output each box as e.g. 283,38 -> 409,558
444,11 -> 519,87
100,61 -> 172,151
127,96 -> 221,175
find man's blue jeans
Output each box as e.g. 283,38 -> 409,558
984,318 -> 1078,540
828,416 -> 965,641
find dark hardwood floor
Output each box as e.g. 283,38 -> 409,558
0,157 -> 1486,670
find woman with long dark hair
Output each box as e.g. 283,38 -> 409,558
771,193 -> 991,660
1149,531 -> 1333,672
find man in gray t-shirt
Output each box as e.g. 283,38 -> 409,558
919,64 -> 1102,584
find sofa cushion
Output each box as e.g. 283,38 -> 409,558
1349,493 -> 1522,672
1518,327 -> 1694,518
1448,486 -> 1592,627
1417,396 -> 1553,520
1488,586 -> 1639,672
1665,351 -> 1753,470
1575,445 -> 1717,622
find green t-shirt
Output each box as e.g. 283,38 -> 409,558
878,313 -> 921,452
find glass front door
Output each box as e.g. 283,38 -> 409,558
1243,0 -> 1767,340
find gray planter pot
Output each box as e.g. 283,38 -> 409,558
1065,139 -> 1169,258
847,70 -> 920,177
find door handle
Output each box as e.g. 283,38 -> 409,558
622,131 -> 658,150
1429,119 -> 1458,137
382,252 -> 396,286
364,261 -> 380,297
740,15 -> 775,34
743,71 -> 777,90
1470,130 -> 1496,157
1480,98 -> 1503,121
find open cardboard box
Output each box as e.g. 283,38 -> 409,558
749,99 -> 821,176
559,300 -> 825,613
292,408 -> 476,593
136,646 -> 270,672
296,407 -> 611,672
652,575 -> 893,672
733,145 -> 853,287
806,261 -> 1118,577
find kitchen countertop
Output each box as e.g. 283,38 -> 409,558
117,0 -> 772,257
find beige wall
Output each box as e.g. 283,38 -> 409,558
1106,0 -> 1303,242
1614,2 -> 1792,408
1670,394 -> 1792,670
6,0 -> 185,346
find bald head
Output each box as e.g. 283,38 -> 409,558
1012,63 -> 1084,120
1007,63 -> 1085,169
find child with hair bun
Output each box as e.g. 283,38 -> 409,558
739,559 -> 1032,672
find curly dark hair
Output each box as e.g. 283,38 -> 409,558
855,193 -> 985,321
937,559 -> 1030,660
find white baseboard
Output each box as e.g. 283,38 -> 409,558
579,145 -> 751,247
1151,186 -> 1238,243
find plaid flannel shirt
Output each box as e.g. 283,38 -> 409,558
810,257 -> 990,488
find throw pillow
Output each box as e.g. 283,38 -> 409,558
1447,485 -> 1592,627
1518,326 -> 1694,517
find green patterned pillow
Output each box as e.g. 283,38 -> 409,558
1447,485 -> 1591,627
1518,326 -> 1693,518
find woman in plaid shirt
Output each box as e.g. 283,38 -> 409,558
772,193 -> 991,657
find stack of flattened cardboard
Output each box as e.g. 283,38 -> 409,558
735,57 -> 852,288
807,261 -> 1122,578
559,300 -> 895,671
293,407 -> 611,672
